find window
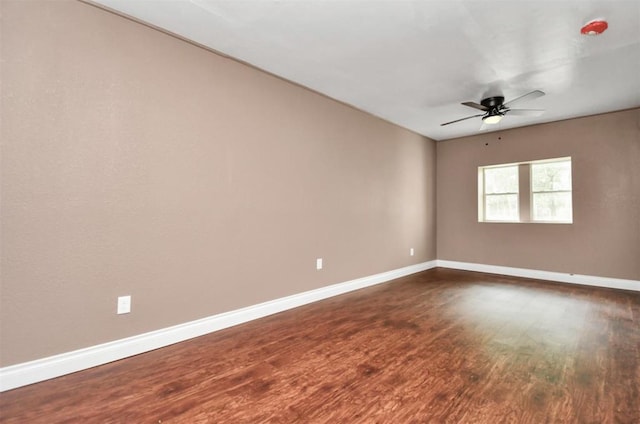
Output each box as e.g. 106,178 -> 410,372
478,157 -> 572,223
482,165 -> 519,221
531,160 -> 572,222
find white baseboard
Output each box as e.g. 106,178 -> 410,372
3,259 -> 636,392
436,260 -> 640,292
0,260 -> 437,392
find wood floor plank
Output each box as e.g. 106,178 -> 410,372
1,268 -> 639,423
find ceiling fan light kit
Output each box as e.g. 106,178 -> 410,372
482,114 -> 503,125
441,90 -> 546,127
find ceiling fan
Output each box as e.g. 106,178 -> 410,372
440,90 -> 545,127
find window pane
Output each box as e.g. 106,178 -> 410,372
532,192 -> 572,221
532,161 -> 571,192
485,194 -> 518,221
484,166 -> 518,194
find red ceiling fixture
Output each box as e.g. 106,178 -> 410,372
581,20 -> 608,36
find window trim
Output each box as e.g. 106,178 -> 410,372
478,157 -> 573,224
480,164 -> 520,222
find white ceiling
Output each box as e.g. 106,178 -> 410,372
90,0 -> 640,141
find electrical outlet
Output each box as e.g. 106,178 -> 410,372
316,258 -> 323,270
117,295 -> 131,314
410,248 -> 414,256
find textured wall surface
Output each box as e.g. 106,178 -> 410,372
437,108 -> 640,281
0,1 -> 436,366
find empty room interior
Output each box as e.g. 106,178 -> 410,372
1,0 -> 639,422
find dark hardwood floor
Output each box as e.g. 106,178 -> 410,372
1,268 -> 639,423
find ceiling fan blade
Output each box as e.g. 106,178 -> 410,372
440,114 -> 485,126
461,101 -> 489,111
504,90 -> 545,107
506,109 -> 545,116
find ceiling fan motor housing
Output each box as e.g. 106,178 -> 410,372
480,96 -> 505,109
481,96 -> 506,123
440,90 -> 544,127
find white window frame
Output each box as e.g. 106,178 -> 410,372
478,164 -> 520,222
478,157 -> 572,224
530,158 -> 573,223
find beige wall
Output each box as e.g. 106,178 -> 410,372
437,109 -> 640,282
0,1 -> 436,366
3,0 -> 637,370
